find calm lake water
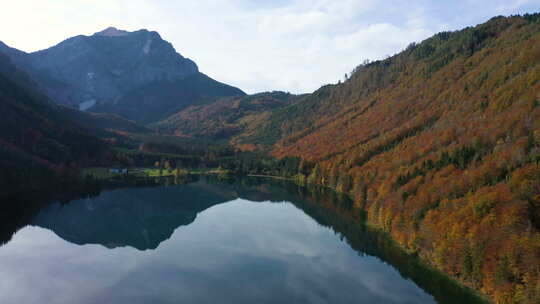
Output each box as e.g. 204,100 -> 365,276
0,177 -> 483,304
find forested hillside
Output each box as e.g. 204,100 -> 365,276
236,14 -> 540,303
59,107 -> 151,134
0,53 -> 110,193
1,13 -> 539,303
153,91 -> 297,147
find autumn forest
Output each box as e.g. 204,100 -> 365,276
0,11 -> 539,304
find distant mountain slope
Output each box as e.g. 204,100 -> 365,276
239,14 -> 540,303
90,72 -> 245,123
0,27 -> 245,123
58,107 -> 150,134
0,52 -> 109,192
153,91 -> 298,145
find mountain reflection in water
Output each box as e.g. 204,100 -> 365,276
0,176 -> 485,304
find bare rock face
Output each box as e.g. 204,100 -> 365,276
94,27 -> 130,37
29,28 -> 200,109
0,28 -> 245,123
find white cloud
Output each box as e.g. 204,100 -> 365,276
0,0 -> 539,94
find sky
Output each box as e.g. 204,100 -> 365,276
1,0 -> 539,94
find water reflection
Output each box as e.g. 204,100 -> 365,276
0,176 -> 485,304
32,184 -> 231,250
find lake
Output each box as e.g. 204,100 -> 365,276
0,176 -> 484,304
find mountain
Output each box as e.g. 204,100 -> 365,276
159,14 -> 540,303
0,52 -> 110,193
253,15 -> 540,303
2,13 -> 539,303
0,27 -> 245,123
153,91 -> 298,147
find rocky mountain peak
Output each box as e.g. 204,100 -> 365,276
94,27 -> 130,37
0,28 -> 245,123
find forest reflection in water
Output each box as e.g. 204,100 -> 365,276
0,176 -> 485,304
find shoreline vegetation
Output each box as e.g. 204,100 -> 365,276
82,167 -> 232,180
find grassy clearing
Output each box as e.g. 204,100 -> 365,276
82,167 -> 231,180
83,167 -> 121,179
